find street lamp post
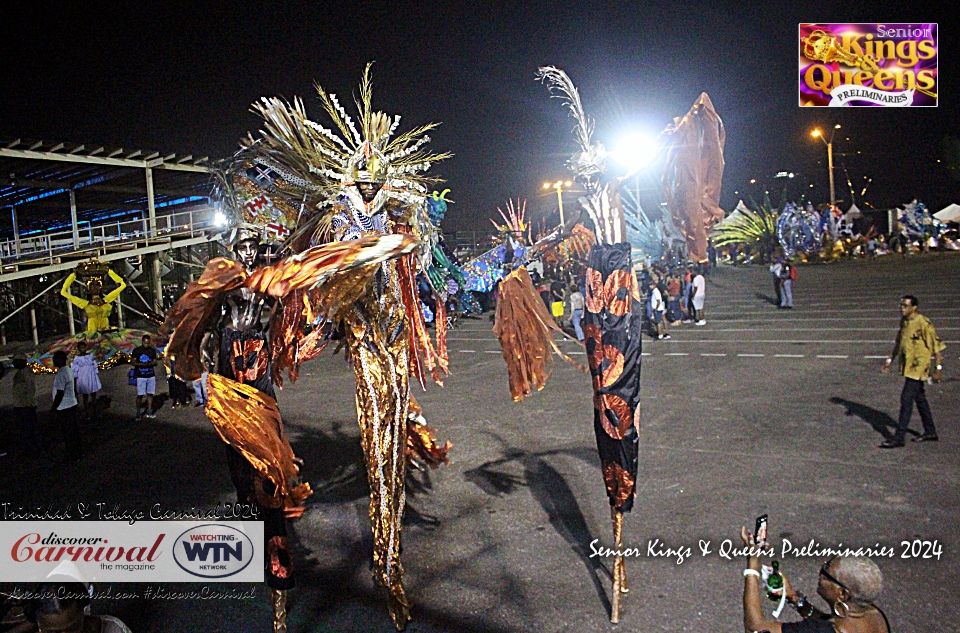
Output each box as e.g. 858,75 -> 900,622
543,180 -> 573,230
811,124 -> 841,207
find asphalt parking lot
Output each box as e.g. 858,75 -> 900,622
2,253 -> 958,632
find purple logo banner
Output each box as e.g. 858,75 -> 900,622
799,23 -> 937,107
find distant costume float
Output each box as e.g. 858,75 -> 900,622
777,202 -> 823,259
163,64 -> 452,632
30,261 -> 155,373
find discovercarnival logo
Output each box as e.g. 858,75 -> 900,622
173,524 -> 255,579
799,23 -> 938,107
0,521 -> 263,582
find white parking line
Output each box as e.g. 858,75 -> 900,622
775,354 -> 805,358
738,353 -> 765,357
816,355 -> 849,359
664,352 -> 689,356
863,355 -> 888,359
673,327 -> 960,332
483,350 -> 501,354
460,350 -> 476,353
700,353 -> 727,357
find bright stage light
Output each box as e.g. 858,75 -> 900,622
611,133 -> 660,172
213,211 -> 228,227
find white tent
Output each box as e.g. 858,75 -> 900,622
934,203 -> 960,223
845,203 -> 863,219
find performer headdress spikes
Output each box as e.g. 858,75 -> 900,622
247,63 -> 452,206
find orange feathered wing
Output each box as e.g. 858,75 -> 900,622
162,258 -> 247,382
492,267 -> 586,402
205,373 -> 312,518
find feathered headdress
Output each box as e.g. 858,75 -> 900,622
245,63 -> 452,207
491,198 -> 530,243
536,66 -> 607,182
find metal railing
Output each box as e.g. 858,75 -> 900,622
1,206 -> 217,264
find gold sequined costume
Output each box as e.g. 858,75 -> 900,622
222,63 -> 452,630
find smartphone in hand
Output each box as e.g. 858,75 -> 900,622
754,514 -> 768,546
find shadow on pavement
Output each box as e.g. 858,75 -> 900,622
464,442 -> 612,617
828,396 -> 917,440
754,291 -> 779,306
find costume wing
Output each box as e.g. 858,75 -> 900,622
248,233 -> 419,386
205,373 -> 312,517
162,258 -> 247,382
245,233 -> 418,297
492,267 -> 586,402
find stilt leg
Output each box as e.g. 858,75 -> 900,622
272,589 -> 287,633
610,507 -> 624,623
618,555 -> 629,593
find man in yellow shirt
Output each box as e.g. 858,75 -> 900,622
880,295 -> 945,448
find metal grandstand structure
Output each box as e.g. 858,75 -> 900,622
0,138 -> 224,347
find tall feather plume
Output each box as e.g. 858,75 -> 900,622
315,85 -> 361,148
535,66 -> 595,154
356,62 -> 375,144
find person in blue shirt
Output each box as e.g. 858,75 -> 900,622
130,334 -> 158,419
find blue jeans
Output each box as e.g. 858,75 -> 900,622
780,279 -> 793,307
193,372 -> 209,404
572,309 -> 584,340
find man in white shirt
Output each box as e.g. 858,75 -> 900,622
568,286 -> 585,341
12,356 -> 42,456
769,259 -> 782,305
649,281 -> 670,340
692,267 -> 706,325
51,350 -> 82,462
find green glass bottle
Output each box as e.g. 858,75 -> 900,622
767,560 -> 784,601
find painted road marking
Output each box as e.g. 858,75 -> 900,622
738,353 -> 765,357
670,327 -> 960,332
700,353 -> 727,356
775,354 -> 805,358
816,355 -> 849,359
664,352 -> 689,356
863,355 -> 888,359
460,350 -> 476,353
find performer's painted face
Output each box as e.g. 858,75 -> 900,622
234,239 -> 260,270
356,181 -> 383,204
88,280 -> 104,305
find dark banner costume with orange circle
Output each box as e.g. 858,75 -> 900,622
582,243 -> 642,512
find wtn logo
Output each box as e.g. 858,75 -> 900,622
181,541 -> 243,563
173,524 -> 256,579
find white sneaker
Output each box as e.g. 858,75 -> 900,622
696,320 -> 706,326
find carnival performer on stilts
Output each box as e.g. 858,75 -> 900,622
499,67 -> 723,623
492,67 -> 644,624
165,63 -> 452,631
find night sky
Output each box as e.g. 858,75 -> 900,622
2,2 -> 955,232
